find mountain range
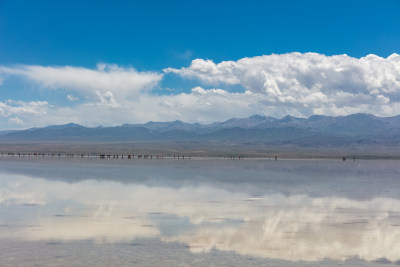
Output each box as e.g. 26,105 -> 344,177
1,113 -> 400,147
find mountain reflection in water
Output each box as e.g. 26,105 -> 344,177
1,158 -> 400,265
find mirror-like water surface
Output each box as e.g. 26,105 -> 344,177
1,158 -> 400,266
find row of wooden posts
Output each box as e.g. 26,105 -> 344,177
99,154 -> 167,159
0,152 -> 192,159
0,152 -> 249,160
0,153 -> 356,161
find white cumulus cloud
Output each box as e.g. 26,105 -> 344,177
0,63 -> 163,100
165,53 -> 400,116
8,117 -> 24,125
66,94 -> 79,101
0,100 -> 49,118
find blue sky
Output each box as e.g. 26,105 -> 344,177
0,0 -> 400,129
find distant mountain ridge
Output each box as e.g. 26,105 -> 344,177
1,113 -> 400,147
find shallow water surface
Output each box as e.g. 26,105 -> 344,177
1,157 -> 400,266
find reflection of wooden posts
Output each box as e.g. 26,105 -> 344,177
275,156 -> 277,161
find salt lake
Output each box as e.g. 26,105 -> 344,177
1,157 -> 399,266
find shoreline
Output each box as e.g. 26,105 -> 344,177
0,141 -> 400,160
0,153 -> 399,161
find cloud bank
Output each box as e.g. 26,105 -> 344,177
165,52 -> 400,116
1,53 -> 400,129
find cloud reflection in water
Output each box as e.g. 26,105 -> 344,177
1,171 -> 400,263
